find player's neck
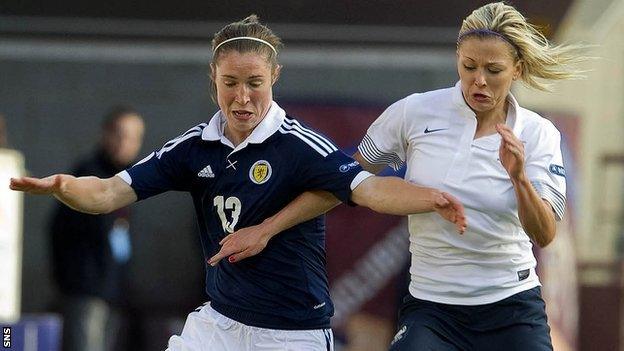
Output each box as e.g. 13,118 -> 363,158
474,101 -> 507,138
223,125 -> 251,147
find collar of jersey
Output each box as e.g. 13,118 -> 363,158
451,81 -> 523,134
201,101 -> 286,150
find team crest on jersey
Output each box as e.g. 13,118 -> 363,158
249,160 -> 272,185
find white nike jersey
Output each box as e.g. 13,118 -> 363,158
358,83 -> 566,305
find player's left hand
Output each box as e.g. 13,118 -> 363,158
207,223 -> 271,266
496,124 -> 527,182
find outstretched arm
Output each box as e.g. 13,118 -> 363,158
208,153 -> 383,265
351,175 -> 465,224
209,176 -> 466,265
208,190 -> 339,265
10,174 -> 136,214
209,171 -> 466,265
353,151 -> 466,230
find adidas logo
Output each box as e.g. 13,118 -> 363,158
198,165 -> 215,178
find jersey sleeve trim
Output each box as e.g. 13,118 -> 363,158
350,170 -> 374,190
358,134 -> 404,170
531,180 -> 566,221
116,170 -> 132,185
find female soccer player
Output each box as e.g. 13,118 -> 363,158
10,15 -> 466,351
211,3 -> 586,350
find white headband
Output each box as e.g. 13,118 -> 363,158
213,36 -> 278,56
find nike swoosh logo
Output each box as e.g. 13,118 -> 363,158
424,127 -> 448,134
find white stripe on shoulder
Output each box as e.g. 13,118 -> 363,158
287,117 -> 338,152
283,117 -> 338,153
162,123 -> 206,148
281,123 -> 334,154
134,152 -> 156,166
179,123 -> 206,138
279,127 -> 329,157
157,124 -> 206,158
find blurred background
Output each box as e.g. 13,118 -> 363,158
0,0 -> 623,350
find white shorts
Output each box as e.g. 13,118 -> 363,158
166,303 -> 334,351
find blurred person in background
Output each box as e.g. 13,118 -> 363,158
10,15 -> 467,351
49,106 -> 144,351
210,2 -> 586,350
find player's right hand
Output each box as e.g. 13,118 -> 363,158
433,192 -> 467,234
9,175 -> 63,195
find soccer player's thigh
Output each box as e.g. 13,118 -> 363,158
389,310 -> 465,351
477,321 -> 552,351
476,288 -> 553,351
477,311 -> 553,350
167,304 -> 242,351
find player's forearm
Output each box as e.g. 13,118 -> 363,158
54,175 -> 132,214
351,176 -> 438,215
262,190 -> 340,238
512,176 -> 556,247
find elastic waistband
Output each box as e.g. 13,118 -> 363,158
210,302 -> 330,330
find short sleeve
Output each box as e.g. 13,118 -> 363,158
281,119 -> 373,204
358,98 -> 407,170
298,149 -> 372,205
117,128 -> 199,201
525,121 -> 567,221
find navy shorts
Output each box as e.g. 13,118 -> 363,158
389,287 -> 552,351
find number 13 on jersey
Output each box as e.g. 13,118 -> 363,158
214,195 -> 242,233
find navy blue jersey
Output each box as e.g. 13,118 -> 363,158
118,102 -> 369,329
